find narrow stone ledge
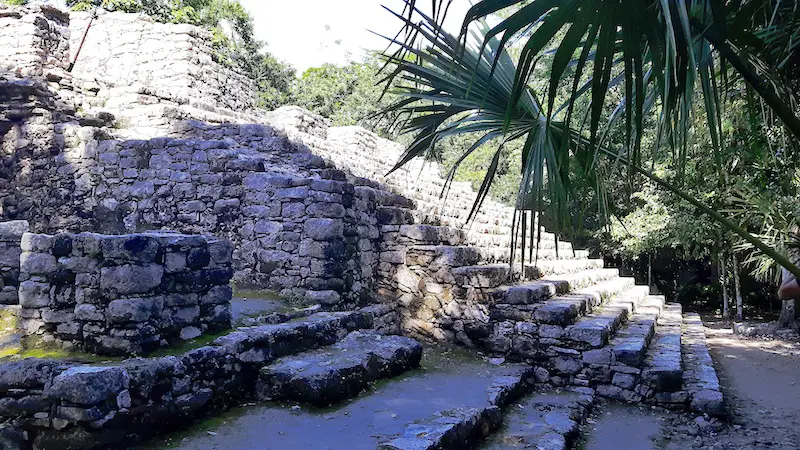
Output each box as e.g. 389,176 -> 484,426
255,331 -> 422,406
682,313 -> 725,418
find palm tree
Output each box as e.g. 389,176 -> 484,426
378,0 -> 800,280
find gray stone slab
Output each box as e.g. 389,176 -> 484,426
257,332 -> 422,406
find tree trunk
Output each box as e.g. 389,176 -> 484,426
719,252 -> 730,319
647,253 -> 652,293
732,252 -> 743,322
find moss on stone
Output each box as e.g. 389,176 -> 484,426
0,346 -> 121,364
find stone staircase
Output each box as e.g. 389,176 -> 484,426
0,107 -> 725,449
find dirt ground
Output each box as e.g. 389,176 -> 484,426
659,318 -> 800,449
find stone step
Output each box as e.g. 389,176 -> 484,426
636,294 -> 666,316
524,258 -> 605,278
512,239 -> 575,252
398,224 -> 466,246
522,248 -> 591,262
641,303 -> 683,394
482,387 -> 596,450
452,264 -> 512,288
256,331 -> 423,406
214,310 -> 373,364
576,276 -> 637,303
542,268 -> 621,292
492,276 -> 636,326
406,245 -> 483,269
682,313 -> 724,417
499,269 -> 623,306
579,294 -> 663,403
379,366 -> 535,449
561,286 -> 651,350
529,277 -> 636,326
610,311 -> 659,368
360,185 -> 416,209
478,247 -> 590,264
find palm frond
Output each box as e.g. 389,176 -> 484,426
380,0 -> 800,279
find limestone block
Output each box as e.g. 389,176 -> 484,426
305,290 -> 341,305
100,264 -> 163,295
100,235 -> 159,263
304,218 -> 343,241
18,280 -> 51,308
107,297 -> 160,323
19,252 -> 57,275
201,285 -> 232,305
0,221 -> 29,242
46,366 -> 126,405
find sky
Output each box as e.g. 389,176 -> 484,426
239,0 -> 472,73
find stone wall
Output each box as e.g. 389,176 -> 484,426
268,107 -> 534,262
0,4 -> 110,234
18,231 -> 233,356
0,5 -> 70,77
69,10 -> 256,114
0,221 -> 28,305
78,122 -> 401,307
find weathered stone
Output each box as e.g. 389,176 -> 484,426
201,285 -> 232,305
690,389 -> 724,417
611,372 -> 637,390
100,235 -> 159,263
18,281 -> 51,308
0,359 -> 64,391
107,297 -> 159,323
304,218 -> 343,241
257,331 -> 422,406
379,406 -> 502,450
100,264 -> 163,295
180,326 -> 202,340
305,290 -> 341,305
19,252 -> 57,275
47,366 -> 126,405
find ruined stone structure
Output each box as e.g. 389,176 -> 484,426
18,231 -> 233,355
0,5 -> 725,449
